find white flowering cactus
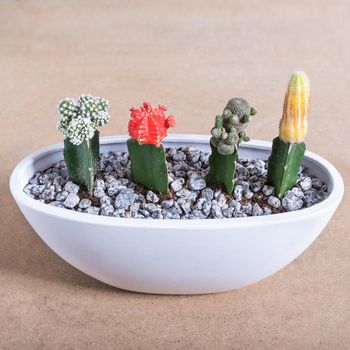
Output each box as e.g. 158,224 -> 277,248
58,94 -> 110,194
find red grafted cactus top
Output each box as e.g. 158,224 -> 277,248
128,102 -> 176,147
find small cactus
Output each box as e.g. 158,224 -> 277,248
267,71 -> 310,198
57,94 -> 110,195
127,102 -> 175,194
206,98 -> 257,194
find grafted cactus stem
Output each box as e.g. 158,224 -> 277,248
57,94 -> 110,195
127,102 -> 175,194
206,98 -> 257,193
267,71 -> 310,198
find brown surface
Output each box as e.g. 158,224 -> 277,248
0,1 -> 349,349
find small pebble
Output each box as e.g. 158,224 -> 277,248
94,187 -> 105,198
299,177 -> 312,191
100,195 -> 113,206
94,179 -> 105,189
234,185 -> 244,201
146,191 -> 159,203
291,187 -> 304,198
236,164 -> 250,180
64,181 -> 79,194
202,201 -> 211,216
237,181 -> 249,191
262,185 -> 275,197
217,194 -> 227,207
211,203 -> 223,218
151,208 -> 163,219
49,201 -> 65,208
303,189 -> 324,207
233,211 -> 247,218
263,207 -> 272,215
31,185 -> 46,196
115,188 -> 135,209
222,205 -> 233,218
173,152 -> 186,161
312,178 -> 324,190
64,193 -> 80,209
23,184 -> 33,195
241,203 -> 253,215
79,198 -> 91,209
229,200 -> 241,212
130,202 -> 140,213
161,199 -> 174,209
176,188 -> 192,198
171,178 -> 184,192
144,203 -> 158,212
194,198 -> 206,210
243,189 -> 254,199
282,193 -> 303,211
249,177 -> 263,192
201,188 -> 214,202
56,191 -> 68,201
180,201 -> 192,214
113,209 -> 126,218
214,190 -> 222,199
268,196 -> 281,209
252,203 -> 264,216
188,173 -> 206,191
101,204 -> 114,216
107,184 -> 122,196
40,186 -> 56,201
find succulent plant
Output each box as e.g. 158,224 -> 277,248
267,71 -> 310,198
127,102 -> 175,194
57,94 -> 110,195
206,98 -> 257,193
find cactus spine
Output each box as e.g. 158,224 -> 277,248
206,98 -> 257,193
267,71 -> 310,198
127,102 -> 175,194
57,95 -> 110,195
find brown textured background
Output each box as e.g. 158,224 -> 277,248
1,1 -> 349,349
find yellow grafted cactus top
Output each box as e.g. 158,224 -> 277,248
279,71 -> 310,143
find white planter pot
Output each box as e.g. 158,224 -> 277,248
10,135 -> 343,294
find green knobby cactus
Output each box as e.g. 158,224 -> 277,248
206,98 -> 257,194
57,94 -> 110,195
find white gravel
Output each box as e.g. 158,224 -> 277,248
23,146 -> 329,219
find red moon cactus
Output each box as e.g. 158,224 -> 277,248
128,102 -> 175,147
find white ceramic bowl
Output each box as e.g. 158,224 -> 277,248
10,135 -> 343,294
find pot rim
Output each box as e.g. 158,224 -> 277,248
9,134 -> 344,230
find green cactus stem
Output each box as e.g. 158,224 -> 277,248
64,131 -> 100,195
206,142 -> 237,194
127,139 -> 168,194
57,94 -> 110,195
267,137 -> 305,198
206,98 -> 257,193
